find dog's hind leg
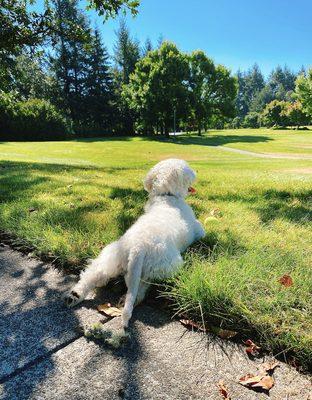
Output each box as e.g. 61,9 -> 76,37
64,241 -> 122,307
135,281 -> 150,306
122,250 -> 145,333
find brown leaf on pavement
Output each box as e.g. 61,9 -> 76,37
239,373 -> 275,392
252,375 -> 275,390
179,319 -> 206,332
239,374 -> 263,386
97,303 -> 122,317
180,320 -> 237,339
244,339 -> 261,356
217,380 -> 231,399
259,360 -> 279,373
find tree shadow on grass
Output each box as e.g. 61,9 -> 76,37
69,133 -> 273,148
257,188 -> 312,224
207,188 -> 312,225
139,133 -> 273,147
0,160 -> 148,267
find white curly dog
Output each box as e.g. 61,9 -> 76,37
64,158 -> 205,333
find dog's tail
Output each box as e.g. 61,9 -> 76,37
122,248 -> 146,330
72,241 -> 123,299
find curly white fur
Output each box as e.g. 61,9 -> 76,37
64,159 -> 205,332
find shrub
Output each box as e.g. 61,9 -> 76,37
229,116 -> 242,129
242,112 -> 260,128
0,91 -> 18,135
282,101 -> 310,129
0,93 -> 73,141
261,100 -> 289,127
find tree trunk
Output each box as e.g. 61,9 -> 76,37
198,120 -> 202,136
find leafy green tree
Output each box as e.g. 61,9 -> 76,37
295,69 -> 312,117
283,101 -> 310,129
261,100 -> 289,127
0,0 -> 139,52
124,42 -> 190,135
13,53 -> 53,100
208,65 -> 237,123
188,50 -> 215,135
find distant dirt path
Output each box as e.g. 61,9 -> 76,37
219,146 -> 312,160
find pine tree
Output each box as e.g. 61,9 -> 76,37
114,19 -> 140,84
113,19 -> 140,133
142,38 -> 153,56
235,64 -> 265,117
50,0 -> 91,126
84,28 -> 114,132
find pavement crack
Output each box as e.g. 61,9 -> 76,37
0,333 -> 83,385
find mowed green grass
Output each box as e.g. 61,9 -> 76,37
0,130 -> 311,368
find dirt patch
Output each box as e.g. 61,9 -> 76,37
220,146 -> 312,160
284,168 -> 312,174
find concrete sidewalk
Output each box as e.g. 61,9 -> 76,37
0,246 -> 311,400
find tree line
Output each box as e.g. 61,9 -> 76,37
1,0 -> 311,140
233,64 -> 311,129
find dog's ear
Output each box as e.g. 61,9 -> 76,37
143,170 -> 155,193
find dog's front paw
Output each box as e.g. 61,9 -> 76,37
63,290 -> 82,308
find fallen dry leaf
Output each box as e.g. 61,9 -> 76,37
180,320 -> 237,339
217,380 -> 231,399
245,339 -> 261,356
215,328 -> 237,340
278,274 -> 293,287
252,375 -> 274,390
97,303 -> 122,317
260,360 -> 279,373
239,374 -> 263,386
179,319 -> 206,332
239,373 -> 274,391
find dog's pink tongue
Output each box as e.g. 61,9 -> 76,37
188,187 -> 196,194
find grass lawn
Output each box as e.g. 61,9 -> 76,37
0,129 -> 311,368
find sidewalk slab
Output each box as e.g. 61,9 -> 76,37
0,247 -> 99,381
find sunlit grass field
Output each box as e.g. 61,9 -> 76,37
0,129 -> 311,368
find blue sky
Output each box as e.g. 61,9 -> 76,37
37,0 -> 312,76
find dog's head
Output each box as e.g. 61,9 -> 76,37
144,159 -> 196,198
